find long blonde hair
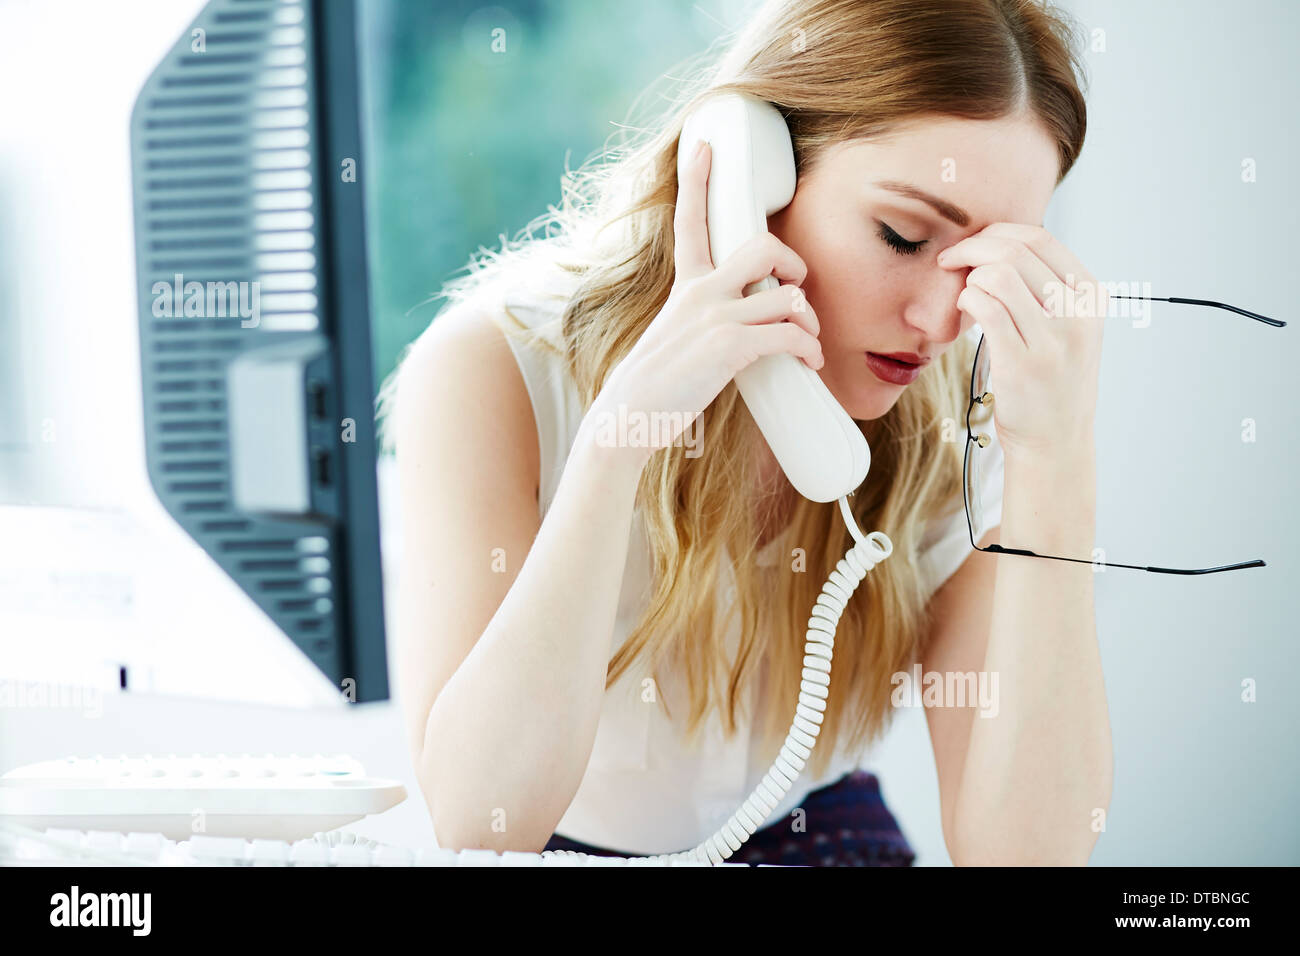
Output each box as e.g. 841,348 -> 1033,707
381,0 -> 1088,779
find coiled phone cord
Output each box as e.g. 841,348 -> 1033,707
543,494 -> 893,865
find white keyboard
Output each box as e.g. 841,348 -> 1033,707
0,753 -> 406,841
1,754 -> 775,866
0,825 -> 735,867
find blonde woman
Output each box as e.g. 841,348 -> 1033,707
385,0 -> 1111,866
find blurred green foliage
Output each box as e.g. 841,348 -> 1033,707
358,0 -> 729,387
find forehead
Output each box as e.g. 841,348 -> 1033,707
818,114 -> 1061,229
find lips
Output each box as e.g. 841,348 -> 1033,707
874,352 -> 927,366
864,351 -> 925,386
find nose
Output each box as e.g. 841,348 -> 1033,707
902,267 -> 970,347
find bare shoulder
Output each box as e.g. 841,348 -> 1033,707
391,299 -> 540,505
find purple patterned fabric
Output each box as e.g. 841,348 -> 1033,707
544,770 -> 916,866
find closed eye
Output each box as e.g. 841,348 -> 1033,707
876,220 -> 927,256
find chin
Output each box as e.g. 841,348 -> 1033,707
822,363 -> 903,421
845,391 -> 901,421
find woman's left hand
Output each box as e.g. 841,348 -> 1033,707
936,223 -> 1106,464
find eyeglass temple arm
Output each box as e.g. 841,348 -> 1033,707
962,428 -> 1267,574
1109,295 -> 1286,328
966,301 -> 1274,574
978,542 -> 1266,575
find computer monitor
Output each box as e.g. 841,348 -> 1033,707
128,0 -> 387,702
0,0 -> 387,708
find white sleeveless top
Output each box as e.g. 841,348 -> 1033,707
493,268 -> 1005,855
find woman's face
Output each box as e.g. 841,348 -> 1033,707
767,113 -> 1061,420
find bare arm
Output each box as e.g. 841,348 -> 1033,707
391,305 -> 645,853
919,527 -> 1000,862
922,452 -> 1112,866
932,221 -> 1112,865
391,142 -> 827,854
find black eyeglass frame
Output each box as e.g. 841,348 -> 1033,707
962,295 -> 1284,575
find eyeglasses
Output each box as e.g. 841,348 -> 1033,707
964,294 -> 1285,574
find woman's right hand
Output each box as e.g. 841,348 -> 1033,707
579,140 -> 824,468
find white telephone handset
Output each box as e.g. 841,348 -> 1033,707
677,93 -> 870,502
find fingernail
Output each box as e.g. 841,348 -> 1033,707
694,139 -> 708,160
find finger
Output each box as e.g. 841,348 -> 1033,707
673,140 -> 714,282
957,284 -> 1026,366
719,283 -> 820,338
965,262 -> 1049,349
938,234 -> 1061,310
735,319 -> 824,370
977,222 -> 1098,291
706,230 -> 808,298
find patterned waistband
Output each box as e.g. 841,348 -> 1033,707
545,769 -> 916,867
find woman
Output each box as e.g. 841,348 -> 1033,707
384,0 -> 1112,866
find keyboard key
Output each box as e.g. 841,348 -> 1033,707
456,849 -> 500,867
330,844 -> 372,866
499,851 -> 543,867
371,845 -> 413,867
124,832 -> 167,856
248,839 -> 291,865
414,848 -> 458,867
289,840 -> 329,865
188,835 -> 249,864
45,828 -> 86,848
87,830 -> 125,853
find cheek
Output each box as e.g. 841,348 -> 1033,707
800,238 -> 909,347
773,196 -> 909,347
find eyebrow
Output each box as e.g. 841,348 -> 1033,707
873,180 -> 971,228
